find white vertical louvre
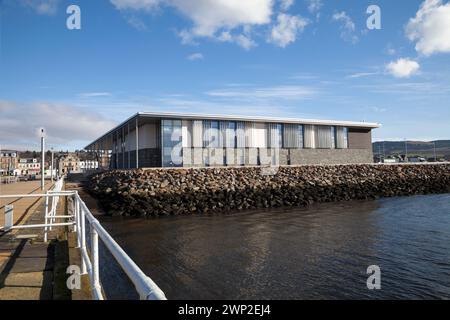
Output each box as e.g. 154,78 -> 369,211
316,125 -> 332,148
343,128 -> 348,148
267,123 -> 282,148
283,124 -> 303,148
336,127 -> 348,149
304,125 -> 315,148
203,120 -> 210,148
331,126 -> 336,149
283,124 -> 295,148
225,122 -> 236,148
253,123 -> 267,148
236,122 -> 245,148
298,125 -> 304,148
219,121 -> 227,148
245,122 -> 254,148
182,120 -> 192,148
192,120 -> 203,148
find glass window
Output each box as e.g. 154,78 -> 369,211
298,125 -> 304,148
267,123 -> 281,148
226,121 -> 237,148
276,124 -> 283,148
210,121 -> 219,148
203,120 -> 221,148
161,119 -> 183,167
331,126 -> 336,149
343,127 -> 348,148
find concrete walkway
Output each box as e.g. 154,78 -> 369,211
0,181 -> 52,227
0,180 -> 71,300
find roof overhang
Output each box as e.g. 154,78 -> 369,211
85,111 -> 381,150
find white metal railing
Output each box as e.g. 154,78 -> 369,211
44,177 -> 66,241
0,177 -> 167,300
1,177 -> 72,233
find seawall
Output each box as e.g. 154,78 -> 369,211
86,164 -> 450,216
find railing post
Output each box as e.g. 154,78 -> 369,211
4,205 -> 14,231
91,227 -> 101,294
72,195 -> 77,233
44,194 -> 49,242
80,195 -> 87,275
49,195 -> 54,231
51,195 -> 55,228
75,195 -> 81,248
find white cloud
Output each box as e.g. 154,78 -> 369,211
19,0 -> 59,15
332,11 -> 358,43
110,0 -> 160,11
207,85 -> 316,100
386,58 -> 421,78
385,43 -> 397,56
280,0 -> 294,11
110,0 -> 273,48
269,13 -> 308,47
216,32 -> 257,50
233,34 -> 257,50
125,15 -> 149,31
347,72 -> 379,79
170,0 -> 273,37
0,101 -> 116,150
306,0 -> 322,13
369,106 -> 387,113
406,0 -> 450,56
78,92 -> 112,98
187,53 -> 204,61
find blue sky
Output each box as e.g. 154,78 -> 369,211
1,0 -> 450,151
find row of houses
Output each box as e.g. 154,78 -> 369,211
0,151 -> 98,177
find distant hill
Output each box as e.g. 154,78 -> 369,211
373,140 -> 450,160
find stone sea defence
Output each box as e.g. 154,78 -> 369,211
85,164 -> 450,216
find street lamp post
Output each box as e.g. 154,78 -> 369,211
40,128 -> 45,191
51,147 -> 54,183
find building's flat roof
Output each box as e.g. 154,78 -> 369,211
85,112 -> 381,149
138,111 -> 381,128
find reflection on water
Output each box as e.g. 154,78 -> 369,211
98,194 -> 450,299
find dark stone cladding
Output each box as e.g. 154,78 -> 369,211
86,163 -> 450,217
112,147 -> 373,169
112,149 -> 162,169
181,148 -> 373,166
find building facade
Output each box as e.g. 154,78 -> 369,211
17,158 -> 41,176
0,150 -> 18,176
58,154 -> 99,175
85,112 -> 380,169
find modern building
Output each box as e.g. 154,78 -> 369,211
85,112 -> 380,169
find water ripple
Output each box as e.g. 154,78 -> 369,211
99,193 -> 450,300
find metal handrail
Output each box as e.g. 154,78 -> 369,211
73,194 -> 167,300
1,177 -> 167,300
44,177 -> 65,241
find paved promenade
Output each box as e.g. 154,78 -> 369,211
0,180 -> 71,300
0,181 -> 52,227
